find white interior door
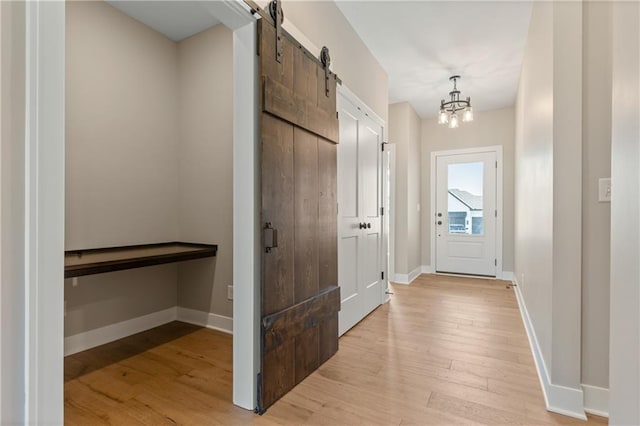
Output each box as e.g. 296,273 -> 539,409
435,151 -> 497,276
337,93 -> 383,336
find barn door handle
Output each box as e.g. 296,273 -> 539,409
264,222 -> 278,253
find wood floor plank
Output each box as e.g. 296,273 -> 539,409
65,274 -> 606,425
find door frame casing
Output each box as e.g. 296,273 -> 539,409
336,84 -> 389,315
384,143 -> 396,300
429,145 -> 504,279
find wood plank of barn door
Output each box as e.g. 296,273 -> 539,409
318,138 -> 339,364
261,113 -> 294,316
294,127 -> 319,303
293,126 -> 320,385
261,287 -> 341,409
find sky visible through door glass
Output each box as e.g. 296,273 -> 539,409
449,162 -> 483,196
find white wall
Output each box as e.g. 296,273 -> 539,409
0,1 -> 26,422
515,0 -> 554,369
609,2 -> 640,424
551,0 -> 582,390
65,1 -> 180,336
515,0 -> 585,417
420,107 -> 515,272
66,2 -> 180,249
65,2 -> 234,337
177,24 -> 234,318
581,0 -> 612,391
389,102 -> 421,276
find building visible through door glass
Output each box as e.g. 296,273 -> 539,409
447,162 -> 483,236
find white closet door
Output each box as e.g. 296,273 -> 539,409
337,92 -> 384,336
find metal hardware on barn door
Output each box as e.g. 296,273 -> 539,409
264,222 -> 278,253
321,47 -> 331,97
268,0 -> 284,63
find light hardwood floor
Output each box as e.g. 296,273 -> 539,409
65,274 -> 607,425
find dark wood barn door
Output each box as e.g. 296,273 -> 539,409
257,6 -> 341,412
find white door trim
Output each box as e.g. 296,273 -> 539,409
222,1 -> 259,411
24,2 -> 66,423
384,143 -> 396,299
337,84 -> 385,129
23,1 -> 259,422
430,145 -> 504,279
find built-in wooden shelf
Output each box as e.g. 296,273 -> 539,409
64,242 -> 217,278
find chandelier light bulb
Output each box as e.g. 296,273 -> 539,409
438,109 -> 449,125
463,106 -> 474,122
449,112 -> 459,129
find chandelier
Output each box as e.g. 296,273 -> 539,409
438,75 -> 473,128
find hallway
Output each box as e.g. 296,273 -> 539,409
263,275 -> 606,424
65,275 -> 607,425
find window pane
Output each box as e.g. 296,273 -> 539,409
448,162 -> 483,235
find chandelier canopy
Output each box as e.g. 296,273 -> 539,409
438,75 -> 473,128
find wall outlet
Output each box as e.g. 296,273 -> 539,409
227,285 -> 233,300
598,178 -> 611,202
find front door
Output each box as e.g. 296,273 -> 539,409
435,151 -> 497,276
337,93 -> 383,336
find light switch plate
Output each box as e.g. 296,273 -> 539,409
598,178 -> 611,202
227,285 -> 233,300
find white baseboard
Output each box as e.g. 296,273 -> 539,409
64,306 -> 234,356
393,266 -> 422,285
421,265 -> 433,274
582,384 -> 609,418
512,277 -> 587,420
64,307 -> 177,356
177,307 -> 233,335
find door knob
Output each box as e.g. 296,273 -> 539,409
437,221 -> 442,225
367,223 -> 371,229
359,222 -> 366,229
437,212 -> 442,217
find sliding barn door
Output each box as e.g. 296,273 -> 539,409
257,13 -> 340,412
